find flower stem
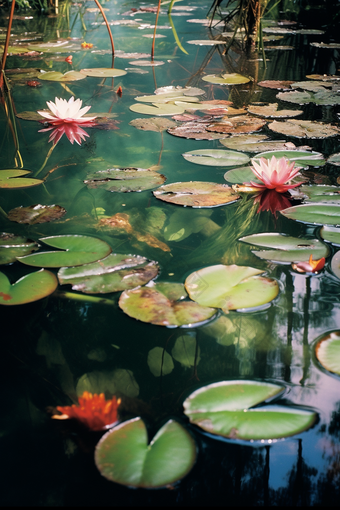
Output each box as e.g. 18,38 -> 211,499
93,0 -> 115,59
0,0 -> 16,89
35,143 -> 57,177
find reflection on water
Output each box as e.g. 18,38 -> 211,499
1,0 -> 340,505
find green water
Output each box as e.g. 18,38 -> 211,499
1,0 -> 340,505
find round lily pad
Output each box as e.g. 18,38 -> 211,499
254,150 -> 325,167
40,71 -> 86,82
280,204 -> 340,226
206,115 -> 266,134
185,264 -> 279,312
0,169 -> 43,189
84,168 -> 166,193
220,135 -> 294,153
119,282 -> 216,327
153,182 -> 240,208
58,254 -> 159,294
0,269 -> 58,305
7,204 -> 66,224
95,418 -> 196,488
277,89 -> 340,106
202,73 -> 250,85
315,331 -> 340,375
247,103 -> 303,118
331,250 -> 340,279
0,233 -> 39,265
320,226 -> 340,246
17,235 -> 112,268
147,347 -> 174,376
182,149 -> 250,167
268,120 -> 340,138
80,68 -> 127,77
129,103 -> 185,116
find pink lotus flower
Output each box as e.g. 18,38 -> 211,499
39,123 -> 92,145
248,156 -> 302,193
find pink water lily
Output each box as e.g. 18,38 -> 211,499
248,156 -> 302,193
37,96 -> 96,125
39,123 -> 91,145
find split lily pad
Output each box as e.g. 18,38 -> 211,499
277,90 -> 340,106
58,254 -> 159,294
129,103 -> 185,116
0,233 -> 39,265
7,204 -> 66,224
183,380 -> 317,441
247,103 -> 303,118
315,331 -> 340,375
202,73 -> 250,85
80,68 -> 127,77
281,204 -> 340,226
147,347 -> 174,376
268,120 -> 340,139
299,185 -> 340,203
84,168 -> 166,193
129,117 -> 177,132
153,182 -> 240,208
320,226 -> 340,246
0,269 -> 58,305
119,282 -> 216,327
239,233 -> 329,263
95,418 -> 196,488
185,265 -> 279,312
254,150 -> 325,167
182,149 -> 250,167
17,235 -> 112,268
220,135 -> 295,153
40,71 -> 86,82
0,169 -> 43,189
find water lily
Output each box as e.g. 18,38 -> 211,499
248,156 -> 302,193
52,391 -> 121,431
292,255 -> 326,274
38,96 -> 96,125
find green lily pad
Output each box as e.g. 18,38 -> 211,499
153,182 -> 240,208
84,168 -> 166,193
327,153 -> 340,166
17,235 -> 112,268
254,150 -> 325,167
0,233 -> 39,265
220,134 -> 293,153
277,89 -> 340,106
280,204 -> 340,226
39,71 -> 87,82
7,204 -> 66,224
134,93 -> 199,104
182,149 -> 250,167
0,269 -> 58,305
185,265 -> 279,312
299,185 -> 340,203
202,73 -> 250,85
129,103 -> 186,116
320,226 -> 340,246
239,233 -> 329,263
95,418 -> 196,488
315,331 -> 340,375
147,347 -> 174,376
58,254 -> 159,294
331,251 -> 340,279
80,68 -> 127,77
119,282 -> 216,327
183,380 -> 317,441
224,166 -> 261,184
0,45 -> 30,55
27,41 -> 78,53
171,335 -> 200,367
0,169 -> 43,189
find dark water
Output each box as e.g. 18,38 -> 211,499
1,0 -> 340,506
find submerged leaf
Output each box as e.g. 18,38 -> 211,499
8,204 -> 66,224
147,347 -> 174,376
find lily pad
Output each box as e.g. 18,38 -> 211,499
95,418 -> 196,488
277,90 -> 340,106
129,60 -> 164,66
7,204 -> 66,224
187,39 -> 226,45
147,347 -> 174,376
247,103 -> 303,118
153,182 -> 240,208
76,369 -> 139,398
84,168 -> 166,193
17,235 -> 112,268
268,120 -> 340,138
119,282 -> 216,327
0,233 -> 39,265
185,265 -> 279,312
299,185 -> 340,203
134,93 -> 199,104
129,103 -> 185,116
254,150 -> 325,167
320,226 -> 340,246
327,153 -> 340,166
258,80 -> 293,90
315,331 -> 340,375
0,269 -> 58,305
224,166 -> 261,184
58,254 -> 158,294
27,41 -> 78,53
80,68 -> 127,77
0,169 -> 43,189
202,73 -> 250,85
167,121 -> 230,140
171,335 -> 200,367
39,71 -> 86,82
239,233 -> 329,263
129,117 -> 177,132
182,149 -> 250,167
281,204 -> 340,226
183,380 -> 317,441
206,115 -> 266,134
220,135 -> 295,153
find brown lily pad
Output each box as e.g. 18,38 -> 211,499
247,103 -> 303,118
268,119 -> 340,139
153,181 -> 240,208
167,121 -> 230,140
206,115 -> 266,134
257,80 -> 293,90
219,134 -> 296,153
7,204 -> 66,224
129,117 -> 177,132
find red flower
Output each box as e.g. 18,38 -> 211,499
65,55 -> 73,64
81,42 -> 93,49
52,391 -> 121,431
116,86 -> 123,97
292,255 -> 326,274
247,156 -> 302,193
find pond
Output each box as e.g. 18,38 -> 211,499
1,0 -> 340,505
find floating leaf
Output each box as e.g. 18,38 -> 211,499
80,68 -> 127,77
0,169 -> 43,189
167,121 -> 230,140
183,380 -> 317,440
129,102 -> 185,116
185,265 -> 279,312
206,115 -> 266,134
27,41 -> 78,53
290,80 -> 333,91
7,204 -> 66,224
0,45 -> 30,55
153,182 -> 240,208
0,233 -> 39,265
299,185 -> 340,203
119,282 -> 216,327
268,119 -> 340,138
171,335 -> 200,367
224,166 -> 261,184
281,204 -> 340,226
202,73 -> 250,85
327,153 -> 340,166
277,89 -> 340,106
154,86 -> 204,96
247,103 -> 303,118
0,269 -> 58,305
40,71 -> 86,82
147,347 -> 174,376
95,418 -> 196,488
315,331 -> 340,375
58,254 -> 158,294
84,168 -> 166,192
17,235 -> 112,268
258,80 -> 293,90
187,39 -> 226,45
320,226 -> 340,246
129,117 -> 177,132
129,60 -> 164,66
310,42 -> 340,49
220,134 -> 295,153
182,149 -> 250,167
254,150 -> 325,167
